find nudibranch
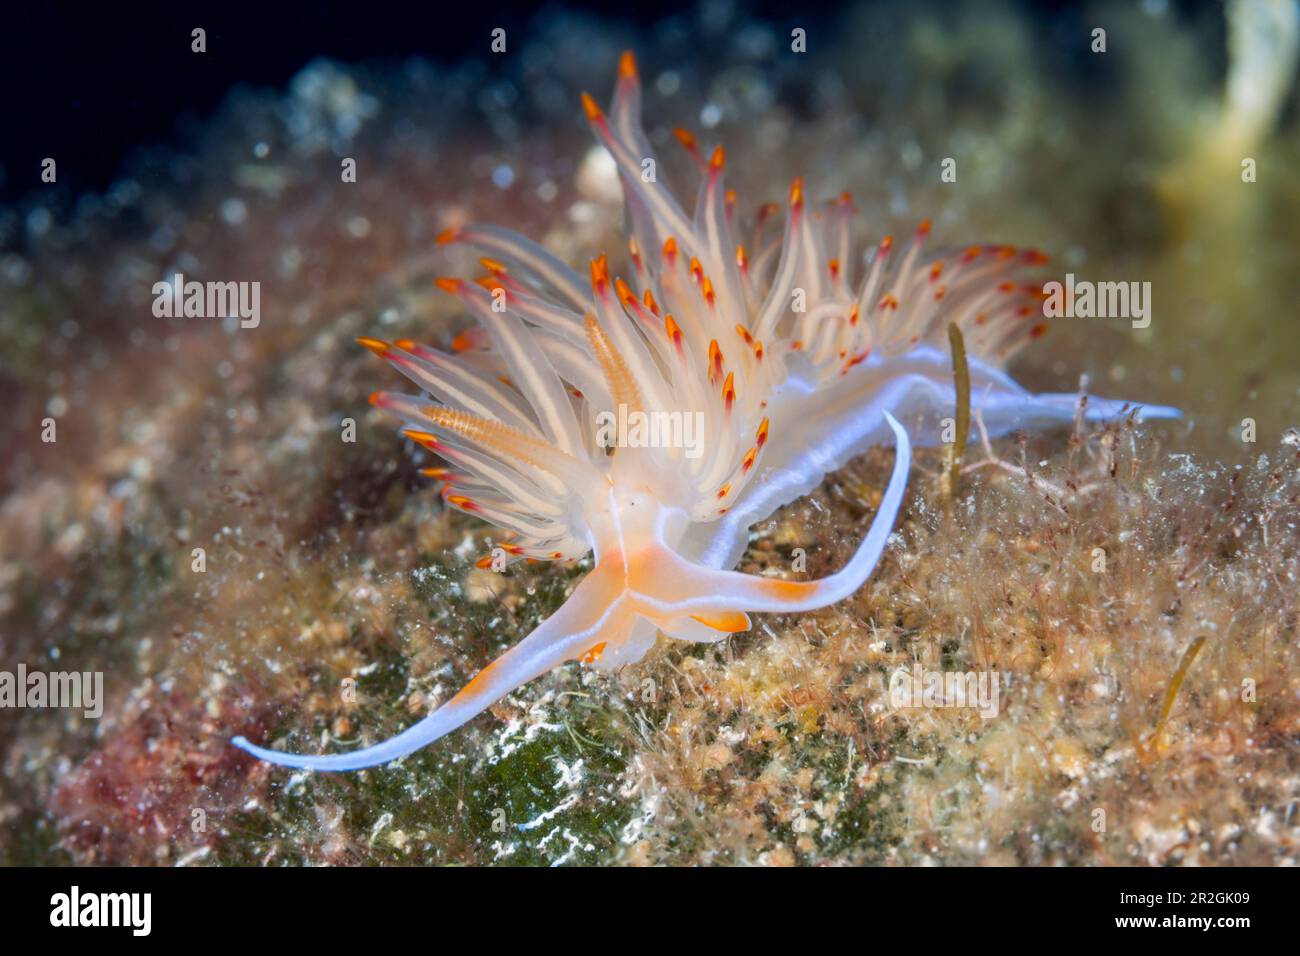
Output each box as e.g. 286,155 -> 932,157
234,52 -> 1178,771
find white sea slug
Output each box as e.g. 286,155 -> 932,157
234,52 -> 1177,770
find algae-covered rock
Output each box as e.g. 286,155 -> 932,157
1,1 -> 1297,866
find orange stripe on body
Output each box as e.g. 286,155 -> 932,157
690,611 -> 750,633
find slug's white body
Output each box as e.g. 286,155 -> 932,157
234,53 -> 1177,771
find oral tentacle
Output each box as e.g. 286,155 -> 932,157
232,558 -> 632,771
633,412 -> 911,618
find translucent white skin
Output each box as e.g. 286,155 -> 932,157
682,344 -> 1180,570
232,54 -> 1180,772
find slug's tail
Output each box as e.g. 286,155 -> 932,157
1031,393 -> 1182,424
233,558 -> 633,771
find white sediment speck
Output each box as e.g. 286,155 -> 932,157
515,794 -> 580,832
655,70 -> 680,95
220,198 -> 247,225
576,146 -> 620,203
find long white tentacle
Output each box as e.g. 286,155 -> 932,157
233,562 -> 630,771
